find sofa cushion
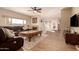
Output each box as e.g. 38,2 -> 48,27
4,28 -> 15,38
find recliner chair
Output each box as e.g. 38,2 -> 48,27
0,27 -> 24,51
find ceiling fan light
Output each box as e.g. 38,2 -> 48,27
33,11 -> 37,13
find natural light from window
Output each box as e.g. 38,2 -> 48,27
9,18 -> 26,26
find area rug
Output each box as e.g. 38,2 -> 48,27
22,34 -> 48,51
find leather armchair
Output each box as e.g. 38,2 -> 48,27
0,27 -> 24,51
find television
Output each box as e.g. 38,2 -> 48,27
70,14 -> 78,27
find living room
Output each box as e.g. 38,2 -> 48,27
0,7 -> 79,51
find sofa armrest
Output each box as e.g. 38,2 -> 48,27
0,36 -> 24,51
7,36 -> 23,42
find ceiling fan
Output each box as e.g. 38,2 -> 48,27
28,7 -> 42,13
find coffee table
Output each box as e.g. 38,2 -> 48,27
19,30 -> 42,42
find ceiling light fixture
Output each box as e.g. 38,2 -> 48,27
33,10 -> 37,13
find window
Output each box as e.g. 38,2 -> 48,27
9,18 -> 26,26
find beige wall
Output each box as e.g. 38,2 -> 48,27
60,8 -> 72,32
72,7 -> 79,15
60,7 -> 79,33
0,8 -> 32,26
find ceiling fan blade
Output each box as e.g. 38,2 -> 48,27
37,10 -> 41,13
31,7 -> 36,10
31,7 -> 34,9
38,9 -> 42,10
37,8 -> 42,10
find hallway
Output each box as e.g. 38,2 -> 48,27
31,32 -> 76,51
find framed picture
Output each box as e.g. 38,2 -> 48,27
32,17 -> 37,23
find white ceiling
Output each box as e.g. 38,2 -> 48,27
2,7 -> 64,18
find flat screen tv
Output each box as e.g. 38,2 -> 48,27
70,14 -> 78,27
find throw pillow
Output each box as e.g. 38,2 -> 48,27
4,28 -> 15,38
